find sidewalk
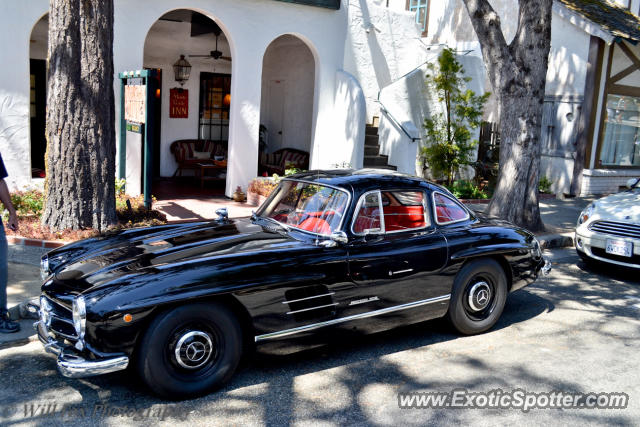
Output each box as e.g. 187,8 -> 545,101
468,197 -> 593,249
3,195 -> 589,348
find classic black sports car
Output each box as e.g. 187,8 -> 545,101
36,170 -> 549,398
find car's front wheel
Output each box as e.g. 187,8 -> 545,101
136,302 -> 242,399
447,258 -> 507,335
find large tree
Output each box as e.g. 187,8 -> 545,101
462,0 -> 552,231
43,0 -> 117,231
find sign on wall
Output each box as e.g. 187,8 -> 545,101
170,89 -> 189,118
124,84 -> 146,124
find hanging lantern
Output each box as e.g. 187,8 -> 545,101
223,93 -> 231,106
173,55 -> 192,86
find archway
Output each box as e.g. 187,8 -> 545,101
143,9 -> 233,197
29,14 -> 48,179
259,35 -> 316,175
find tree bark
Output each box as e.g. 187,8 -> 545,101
43,0 -> 117,231
462,0 -> 552,231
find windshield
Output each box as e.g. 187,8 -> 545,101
257,180 -> 349,236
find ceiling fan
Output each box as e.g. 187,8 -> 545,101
189,31 -> 231,62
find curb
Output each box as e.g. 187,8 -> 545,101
537,232 -> 575,250
6,236 -> 65,249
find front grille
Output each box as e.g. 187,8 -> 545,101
591,247 -> 640,265
41,296 -> 78,340
589,221 -> 640,239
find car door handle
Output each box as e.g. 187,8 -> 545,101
388,268 -> 413,276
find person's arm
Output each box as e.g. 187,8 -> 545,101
0,179 -> 18,231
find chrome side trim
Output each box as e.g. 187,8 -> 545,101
282,292 -> 336,305
255,294 -> 451,342
286,303 -> 339,315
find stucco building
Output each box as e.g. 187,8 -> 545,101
1,0 -> 637,199
426,0 -> 640,196
0,0 -> 437,198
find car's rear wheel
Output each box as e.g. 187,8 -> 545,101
136,302 -> 242,399
447,258 -> 507,335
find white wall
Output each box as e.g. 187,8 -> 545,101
0,1 -> 49,190
343,0 -> 428,122
332,70 -> 366,169
260,35 -> 315,154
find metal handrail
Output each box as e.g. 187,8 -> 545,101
376,101 -> 420,142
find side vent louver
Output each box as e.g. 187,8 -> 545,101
283,285 -> 337,321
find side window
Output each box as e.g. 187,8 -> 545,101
381,190 -> 429,232
353,192 -> 383,234
433,192 -> 469,224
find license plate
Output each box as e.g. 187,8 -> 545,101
606,239 -> 633,257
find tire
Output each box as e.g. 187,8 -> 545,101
447,258 -> 508,335
136,302 -> 242,399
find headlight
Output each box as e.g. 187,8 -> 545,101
531,237 -> 542,260
40,255 -> 50,280
578,203 -> 595,225
72,296 -> 86,343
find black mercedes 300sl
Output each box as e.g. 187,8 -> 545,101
36,170 -> 549,398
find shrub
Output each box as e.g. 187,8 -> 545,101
10,190 -> 45,217
421,48 -> 489,185
445,180 -> 489,200
248,178 -> 278,198
538,176 -> 552,194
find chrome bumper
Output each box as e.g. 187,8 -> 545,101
34,321 -> 129,378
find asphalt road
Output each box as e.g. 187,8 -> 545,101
0,248 -> 638,426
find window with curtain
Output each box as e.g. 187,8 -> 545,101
599,94 -> 640,167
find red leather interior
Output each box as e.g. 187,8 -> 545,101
353,207 -> 381,233
298,218 -> 331,235
436,205 -> 466,223
383,206 -> 425,231
354,206 -> 426,232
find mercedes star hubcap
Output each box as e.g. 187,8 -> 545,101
174,331 -> 213,369
468,281 -> 492,312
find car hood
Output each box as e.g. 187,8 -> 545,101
591,190 -> 640,224
45,218 -> 306,294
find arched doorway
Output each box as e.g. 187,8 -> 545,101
259,35 -> 315,175
29,14 -> 48,179
143,9 -> 233,197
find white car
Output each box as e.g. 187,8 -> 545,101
575,178 -> 640,268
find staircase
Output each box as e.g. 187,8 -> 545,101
363,120 -> 397,171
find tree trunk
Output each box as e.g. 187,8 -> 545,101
43,0 -> 117,231
462,0 -> 552,231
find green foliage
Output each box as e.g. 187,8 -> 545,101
444,180 -> 489,200
538,176 -> 553,194
421,48 -> 489,186
9,190 -> 45,217
115,178 -> 126,195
